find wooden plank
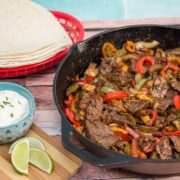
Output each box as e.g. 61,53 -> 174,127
27,86 -> 57,110
25,73 -> 55,87
33,110 -> 61,136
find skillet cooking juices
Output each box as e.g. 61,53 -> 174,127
64,40 -> 180,160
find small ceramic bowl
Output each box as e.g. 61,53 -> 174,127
0,82 -> 35,144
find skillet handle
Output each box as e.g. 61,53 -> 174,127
61,118 -> 134,167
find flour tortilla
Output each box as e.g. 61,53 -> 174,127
0,0 -> 72,68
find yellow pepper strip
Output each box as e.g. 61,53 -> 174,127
155,48 -> 166,58
102,42 -> 117,58
122,64 -> 129,72
167,56 -> 180,65
74,125 -> 84,133
125,41 -> 136,53
136,93 -> 154,104
146,80 -> 153,87
110,126 -> 128,134
111,99 -> 127,112
79,110 -> 85,117
142,48 -> 154,56
141,115 -> 150,124
71,93 -> 79,113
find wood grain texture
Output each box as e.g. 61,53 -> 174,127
0,124 -> 82,180
2,18 -> 180,179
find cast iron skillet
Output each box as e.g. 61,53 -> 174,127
53,25 -> 180,175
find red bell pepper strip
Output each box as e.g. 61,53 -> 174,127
79,77 -> 94,83
146,111 -> 158,126
64,108 -> 81,126
124,125 -> 139,139
169,130 -> 180,136
103,91 -> 129,101
135,56 -> 155,75
138,151 -> 147,159
173,95 -> 180,110
160,64 -> 179,79
144,143 -> 155,153
64,94 -> 74,107
131,139 -> 139,158
114,131 -> 131,142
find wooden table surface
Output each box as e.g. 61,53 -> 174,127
2,17 -> 180,180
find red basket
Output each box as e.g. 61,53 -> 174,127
0,11 -> 84,78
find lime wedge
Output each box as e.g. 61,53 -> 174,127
29,148 -> 54,174
9,137 -> 45,154
11,139 -> 29,175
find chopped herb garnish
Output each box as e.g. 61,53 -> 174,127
9,104 -> 14,107
0,104 -> 4,108
5,97 -> 8,101
3,101 -> 10,105
18,101 -> 22,105
10,113 -> 14,118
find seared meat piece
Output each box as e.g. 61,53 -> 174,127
154,116 -> 166,129
170,80 -> 180,93
123,100 -> 149,114
85,120 -> 118,148
100,58 -> 113,75
167,108 -> 178,124
170,136 -> 180,153
156,99 -> 172,114
102,109 -> 133,126
155,57 -> 167,66
79,92 -> 92,110
156,137 -> 173,159
151,77 -> 169,98
110,70 -> 132,86
86,98 -> 103,121
103,104 -> 122,113
165,89 -> 178,100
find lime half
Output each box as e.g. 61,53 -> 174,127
29,148 -> 54,174
9,137 -> 45,154
11,139 -> 29,175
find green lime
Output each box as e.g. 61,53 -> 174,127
29,148 -> 54,174
11,139 -> 29,175
9,137 -> 45,154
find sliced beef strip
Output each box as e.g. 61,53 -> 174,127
151,76 -> 169,98
85,120 -> 118,148
155,137 -> 173,160
101,109 -> 133,126
100,58 -> 113,75
123,100 -> 149,114
78,92 -> 92,111
170,136 -> 180,153
154,57 -> 167,66
86,98 -> 103,121
156,98 -> 172,114
103,104 -> 122,113
154,116 -> 166,129
110,70 -> 132,86
170,80 -> 180,93
167,108 -> 179,124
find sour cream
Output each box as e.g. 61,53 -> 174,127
0,90 -> 29,127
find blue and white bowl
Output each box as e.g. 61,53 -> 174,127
0,82 -> 35,144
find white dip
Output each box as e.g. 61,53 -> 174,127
0,90 -> 29,127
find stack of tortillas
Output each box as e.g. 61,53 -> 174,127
0,0 -> 72,68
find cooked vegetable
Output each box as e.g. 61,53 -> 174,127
102,42 -> 117,58
135,40 -> 159,50
64,40 -> 180,160
135,56 -> 155,75
66,82 -> 80,96
103,91 -> 129,101
160,64 -> 179,79
64,108 -> 80,126
125,41 -> 136,53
